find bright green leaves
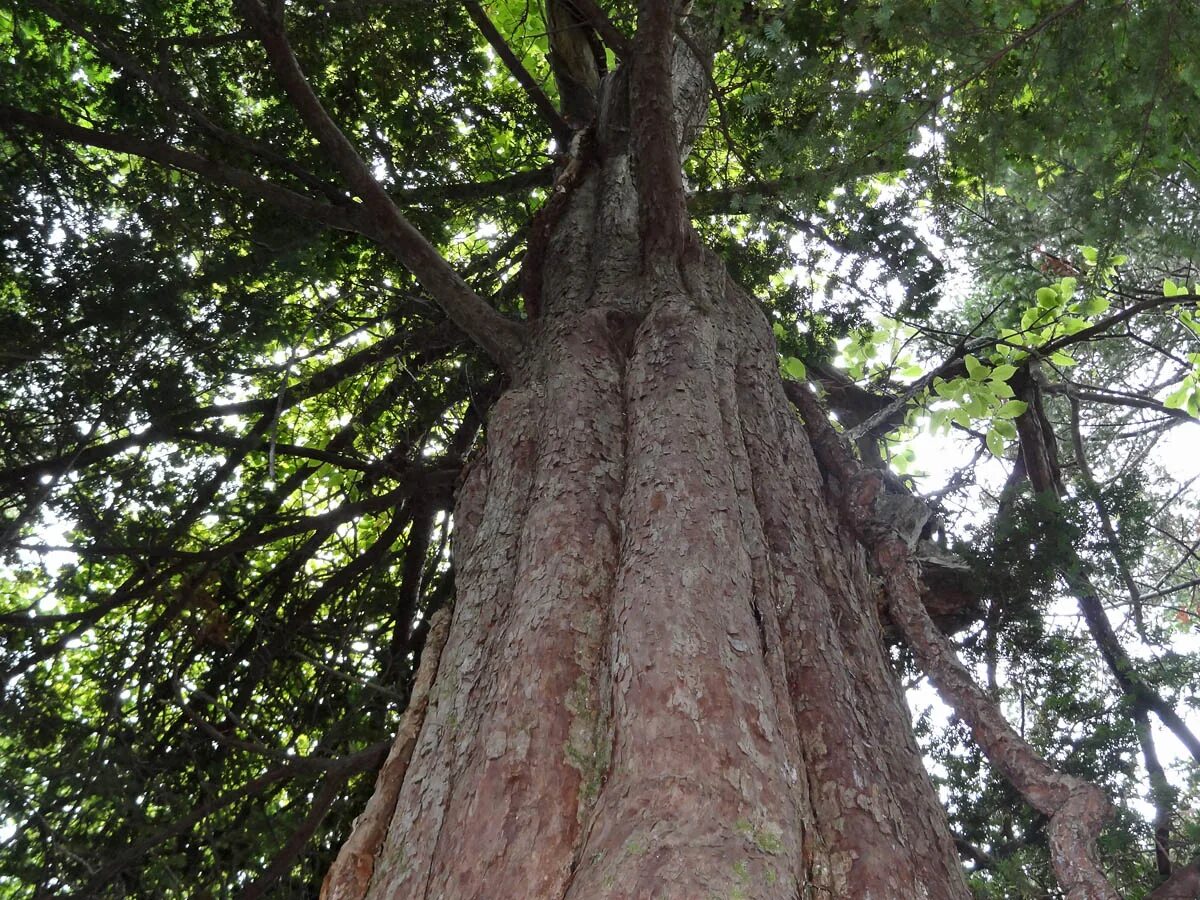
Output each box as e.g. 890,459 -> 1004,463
1163,278 -> 1192,298
773,321 -> 809,382
1163,352 -> 1200,418
928,358 -> 1026,458
839,317 -> 922,383
1160,291 -> 1200,417
994,270 -> 1117,370
964,353 -> 988,381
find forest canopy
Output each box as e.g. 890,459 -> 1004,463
1,0 -> 1199,896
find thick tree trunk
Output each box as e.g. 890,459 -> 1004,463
358,138 -> 968,896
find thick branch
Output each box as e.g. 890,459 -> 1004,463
393,165 -> 553,206
791,384 -> 1119,900
320,607 -> 451,900
238,0 -> 526,369
1045,381 -> 1196,422
1063,568 -> 1200,763
631,0 -> 690,261
571,0 -> 632,57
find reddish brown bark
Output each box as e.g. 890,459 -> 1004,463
356,129 -> 967,893
326,8 -> 1020,899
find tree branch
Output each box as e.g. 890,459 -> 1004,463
792,384 -> 1120,900
572,0 -> 632,57
25,0 -> 344,202
461,0 -> 571,145
631,0 -> 690,261
237,0 -> 526,369
0,106 -> 365,232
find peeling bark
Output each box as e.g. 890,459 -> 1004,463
360,137 -> 967,894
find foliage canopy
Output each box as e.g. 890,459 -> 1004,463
1,0 -> 1199,896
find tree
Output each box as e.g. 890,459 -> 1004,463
1,0 -> 1199,897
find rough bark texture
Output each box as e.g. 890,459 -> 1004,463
357,75 -> 967,899
347,8 -> 972,897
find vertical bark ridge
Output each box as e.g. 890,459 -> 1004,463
368,384 -> 543,896
727,294 -> 968,898
564,283 -> 806,898
366,256 -> 970,898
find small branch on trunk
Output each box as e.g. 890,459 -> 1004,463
237,0 -> 526,370
790,383 -> 1120,900
462,0 -> 572,146
320,607 -> 451,900
571,0 -> 632,58
631,0 -> 690,262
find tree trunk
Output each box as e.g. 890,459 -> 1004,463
359,132 -> 968,896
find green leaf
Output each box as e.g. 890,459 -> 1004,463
995,400 -> 1029,418
1049,351 -> 1077,367
782,356 -> 807,380
1077,297 -> 1111,316
964,355 -> 988,380
1164,278 -> 1181,297
993,419 -> 1018,439
1164,383 -> 1192,410
986,428 -> 1005,457
1080,245 -> 1099,265
989,364 -> 1018,382
1036,287 -> 1059,308
933,378 -> 961,400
